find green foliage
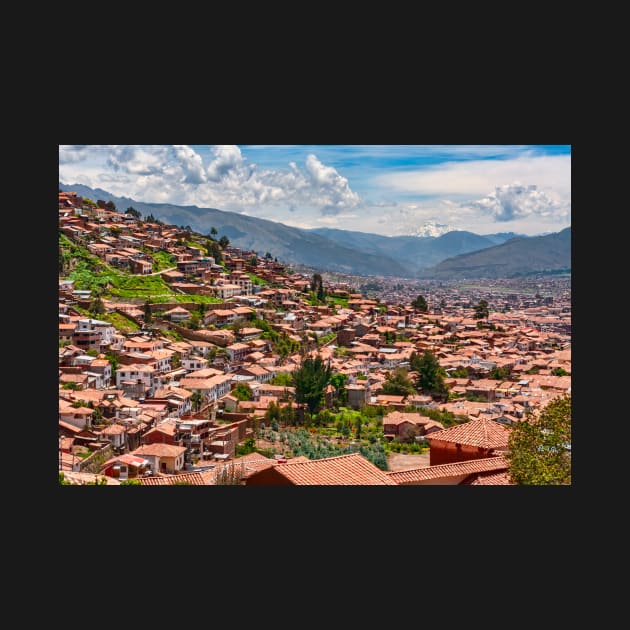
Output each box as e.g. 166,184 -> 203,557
236,437 -> 257,456
218,235 -> 230,249
411,294 -> 428,312
381,368 -> 416,396
120,479 -> 142,486
489,365 -> 512,380
125,206 -> 141,218
450,367 -> 470,378
506,393 -> 571,485
551,367 -> 569,376
143,300 -> 152,323
271,373 -> 293,386
59,472 -> 71,485
233,382 -> 254,401
293,354 -> 332,415
473,299 -> 490,320
62,382 -> 82,390
310,273 -> 326,302
410,350 -> 448,401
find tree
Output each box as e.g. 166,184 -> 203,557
105,200 -> 117,212
310,273 -> 326,302
411,294 -> 428,312
505,393 -> 571,485
233,383 -> 254,401
330,373 -> 348,406
218,235 -> 230,249
381,368 -> 416,396
265,252 -> 273,259
210,227 -> 218,238
474,299 -> 490,320
248,255 -> 258,266
89,296 -> 106,315
143,300 -> 152,324
190,391 -> 204,412
293,354 -> 331,415
410,350 -> 448,401
125,206 -> 141,219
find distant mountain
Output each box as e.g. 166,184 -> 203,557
59,183 -> 410,278
406,221 -> 454,238
60,182 -> 565,279
419,227 -> 571,279
481,232 -> 526,245
311,227 -> 497,270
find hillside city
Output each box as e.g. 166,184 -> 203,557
58,191 -> 571,485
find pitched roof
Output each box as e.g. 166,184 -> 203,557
262,453 -> 396,485
460,469 -> 514,485
132,444 -> 187,458
140,472 -> 209,485
427,417 -> 510,449
387,456 -> 507,484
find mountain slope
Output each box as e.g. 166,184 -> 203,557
59,183 -> 411,277
419,228 -> 571,279
311,227 -> 496,270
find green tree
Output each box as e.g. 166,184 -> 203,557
125,206 -> 141,219
191,391 -> 204,412
551,367 -> 569,376
89,296 -> 106,316
271,373 -> 293,386
330,373 -> 348,406
105,200 -> 117,212
381,368 -> 416,396
143,300 -> 152,324
219,235 -> 230,249
474,299 -> 490,320
411,294 -> 428,312
489,365 -> 512,380
248,255 -> 258,266
310,273 -> 326,302
209,227 -> 218,239
410,350 -> 448,401
233,382 -> 254,401
293,354 -> 331,415
505,393 -> 571,485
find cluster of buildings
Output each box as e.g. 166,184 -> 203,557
58,192 -> 571,485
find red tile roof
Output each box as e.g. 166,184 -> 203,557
460,470 -> 514,485
140,472 -> 209,485
387,456 -> 507,484
427,417 -> 510,449
263,453 -> 396,485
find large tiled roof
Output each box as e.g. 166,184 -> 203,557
387,456 -> 507,484
140,472 -> 209,485
268,453 -> 396,485
426,418 -> 510,449
460,470 -> 514,485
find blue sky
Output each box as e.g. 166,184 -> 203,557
59,145 -> 571,236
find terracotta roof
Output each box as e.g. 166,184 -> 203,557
461,469 -> 514,485
427,417 -> 510,449
140,472 -> 209,485
261,453 -> 396,485
387,456 -> 507,484
132,444 -> 187,458
382,411 -> 432,426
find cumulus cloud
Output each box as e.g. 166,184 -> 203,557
59,145 -> 363,219
467,182 -> 569,222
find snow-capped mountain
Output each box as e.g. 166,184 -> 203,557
407,221 -> 454,238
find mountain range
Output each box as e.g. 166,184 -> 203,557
59,182 -> 570,279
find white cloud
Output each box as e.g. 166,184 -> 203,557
377,155 -> 570,197
467,182 -> 569,222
